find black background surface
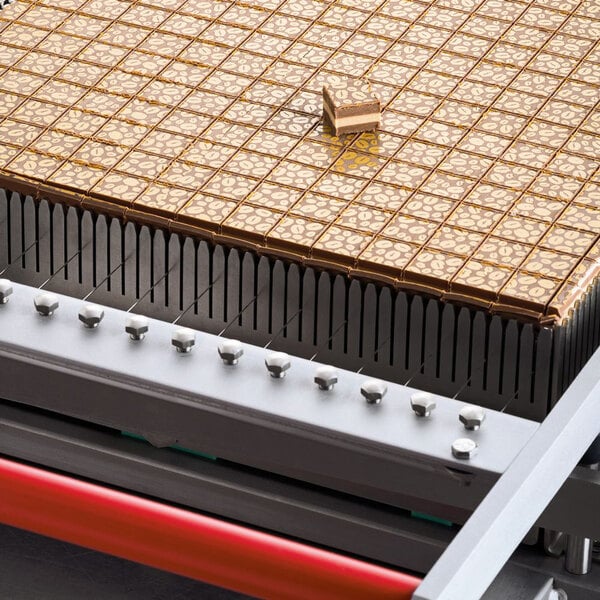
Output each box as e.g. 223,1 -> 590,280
0,524 -> 253,600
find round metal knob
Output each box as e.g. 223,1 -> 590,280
452,438 -> 478,460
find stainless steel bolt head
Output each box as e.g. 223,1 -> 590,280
172,328 -> 196,353
452,438 -> 478,460
218,339 -> 244,365
410,391 -> 436,417
34,292 -> 59,316
78,304 -> 104,328
125,315 -> 149,340
0,279 -> 13,304
361,379 -> 387,404
459,405 -> 486,430
265,352 -> 291,378
314,365 -> 338,391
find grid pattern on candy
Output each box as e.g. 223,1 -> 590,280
0,0 -> 598,322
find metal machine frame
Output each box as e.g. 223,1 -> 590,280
1,282 -> 600,599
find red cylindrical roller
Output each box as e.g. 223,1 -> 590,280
0,457 -> 420,599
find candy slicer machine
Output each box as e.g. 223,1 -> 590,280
1,188 -> 600,600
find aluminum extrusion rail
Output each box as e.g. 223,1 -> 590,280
2,401 -> 600,598
0,282 -> 537,509
413,344 -> 600,600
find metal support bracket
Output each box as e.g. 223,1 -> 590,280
413,344 -> 600,600
0,282 -> 536,511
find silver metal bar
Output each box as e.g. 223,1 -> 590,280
413,345 -> 600,600
481,565 -> 555,600
544,530 -> 566,557
565,536 -> 593,575
565,463 -> 596,575
0,400 -> 455,576
0,282 -> 536,481
3,401 -> 600,591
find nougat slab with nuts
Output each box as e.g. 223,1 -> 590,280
323,79 -> 381,136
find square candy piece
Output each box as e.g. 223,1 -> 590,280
323,79 -> 381,136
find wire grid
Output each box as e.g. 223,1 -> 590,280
0,0 -> 598,323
